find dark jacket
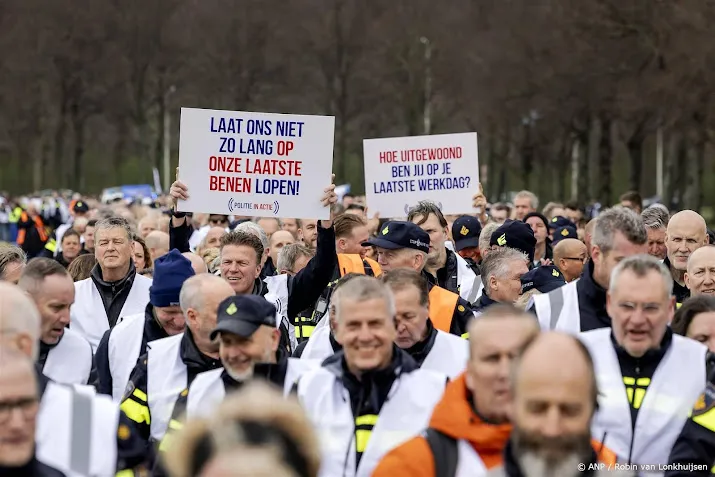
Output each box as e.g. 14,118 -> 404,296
261,256 -> 277,278
116,329 -> 222,471
404,320 -> 438,367
576,259 -> 611,332
90,261 -> 138,328
95,303 -> 170,396
0,458 -> 66,477
474,291 -> 499,314
663,257 -> 691,304
434,248 -> 462,295
667,358 -> 715,477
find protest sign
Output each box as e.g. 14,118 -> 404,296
363,132 -> 479,218
177,107 -> 335,219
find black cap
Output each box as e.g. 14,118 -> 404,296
549,216 -> 576,230
523,212 -> 549,231
521,265 -> 567,294
451,216 -> 482,251
708,229 -> 715,245
490,220 -> 537,263
210,295 -> 277,340
73,200 -> 89,213
362,221 -> 430,253
551,225 -> 578,246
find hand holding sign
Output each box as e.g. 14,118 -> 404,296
319,174 -> 338,229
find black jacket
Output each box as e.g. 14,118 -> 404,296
576,259 -> 611,332
404,320 -> 438,367
90,261 -> 138,328
474,290 -> 499,313
667,358 -> 715,477
261,256 -> 277,278
0,458 -> 66,477
95,303 -> 170,396
170,219 -> 338,322
663,257 -> 691,304
434,248 -> 461,295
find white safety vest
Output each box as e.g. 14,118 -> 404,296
71,273 -> 152,351
301,326 -> 334,362
43,327 -> 93,385
186,358 -> 320,419
450,439 -> 488,477
445,241 -> 482,304
37,382 -> 119,477
581,329 -> 706,467
263,274 -> 296,351
297,365 -> 447,477
108,312 -> 149,402
530,279 -> 581,333
146,333 -> 187,441
422,331 -> 469,379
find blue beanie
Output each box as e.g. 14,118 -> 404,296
150,249 -> 195,307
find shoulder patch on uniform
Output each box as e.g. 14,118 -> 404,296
457,305 -> 465,312
118,423 -> 131,440
693,384 -> 715,417
180,388 -> 188,397
121,381 -> 135,402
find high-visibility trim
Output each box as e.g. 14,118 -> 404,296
121,399 -> 151,425
461,332 -> 469,339
355,429 -> 372,453
428,286 -> 460,333
168,419 -> 183,431
355,414 -> 378,427
693,408 -> 715,432
133,388 -> 148,402
591,439 -> 617,466
115,470 -> 135,477
45,239 -> 57,253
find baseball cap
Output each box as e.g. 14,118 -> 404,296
451,216 -> 482,251
73,200 -> 89,214
521,265 -> 567,294
549,216 -> 576,230
551,225 -> 578,246
210,295 -> 277,340
489,220 -> 537,263
362,221 -> 430,254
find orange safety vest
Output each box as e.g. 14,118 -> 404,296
428,285 -> 460,333
591,439 -> 617,466
336,254 -> 382,277
16,213 -> 48,245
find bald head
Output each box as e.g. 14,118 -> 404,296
666,210 -> 708,272
553,239 -> 587,282
146,231 -> 170,262
0,282 -> 40,360
685,245 -> 715,296
183,252 -> 208,274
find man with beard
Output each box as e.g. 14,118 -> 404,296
581,255 -> 707,467
488,333 -> 620,477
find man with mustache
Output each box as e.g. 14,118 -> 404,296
581,255 -> 707,468
488,332 -> 620,477
664,210 -> 709,306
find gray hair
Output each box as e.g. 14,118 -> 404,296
407,200 -> 447,228
0,282 -> 41,360
179,274 -> 226,313
0,244 -> 26,280
641,206 -> 669,231
235,221 -> 269,250
592,207 -> 647,253
18,258 -> 69,297
480,247 -> 528,293
277,243 -> 314,273
609,254 -> 673,299
479,222 -> 501,252
95,216 -> 133,242
515,190 -> 539,210
332,275 -> 395,323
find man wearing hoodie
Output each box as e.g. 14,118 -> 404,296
95,249 -> 196,401
371,305 -> 538,477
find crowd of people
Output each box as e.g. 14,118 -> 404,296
1,181 -> 714,477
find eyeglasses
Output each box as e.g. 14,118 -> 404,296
210,218 -> 228,225
563,256 -> 587,263
0,397 -> 39,424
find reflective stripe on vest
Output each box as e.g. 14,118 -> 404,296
45,238 -> 57,253
429,286 -> 460,333
9,207 -> 22,223
16,213 -> 48,245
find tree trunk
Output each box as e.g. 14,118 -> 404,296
627,130 -> 645,193
598,114 -> 612,206
587,115 -> 600,202
663,130 -> 680,209
521,123 -> 534,190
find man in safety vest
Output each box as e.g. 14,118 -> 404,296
116,274 -> 235,473
581,255 -> 707,468
296,275 -> 448,477
372,305 -> 539,477
293,213 -> 381,343
487,332 -> 621,477
408,201 -> 480,304
528,207 -> 648,333
363,221 -> 475,337
16,202 -> 48,259
95,249 -> 196,401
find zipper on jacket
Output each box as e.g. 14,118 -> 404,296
626,360 -> 640,464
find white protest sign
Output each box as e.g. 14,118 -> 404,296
177,107 -> 335,219
363,132 -> 479,218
